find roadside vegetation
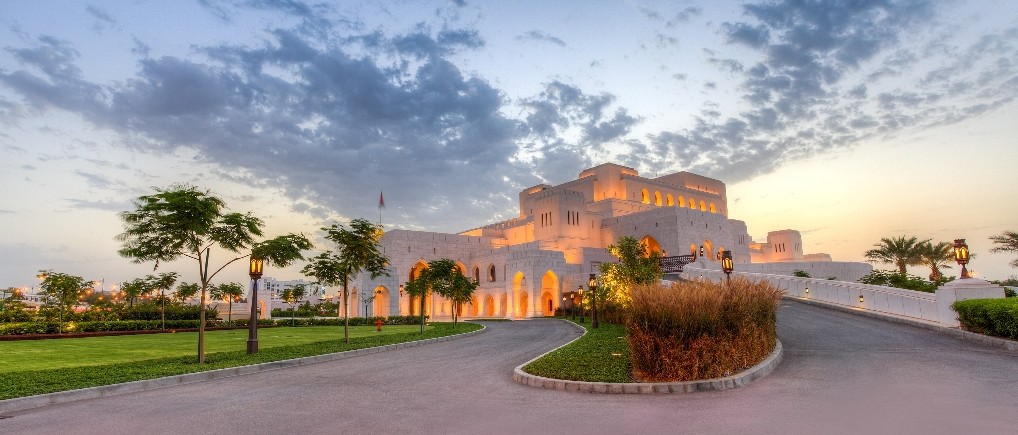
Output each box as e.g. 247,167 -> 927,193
953,298 -> 1018,340
524,236 -> 780,384
0,322 -> 479,400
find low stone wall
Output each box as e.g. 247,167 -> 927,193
684,265 -> 940,323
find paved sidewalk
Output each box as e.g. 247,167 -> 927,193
2,301 -> 1017,434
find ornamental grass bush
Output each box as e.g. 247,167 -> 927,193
626,277 -> 783,382
953,298 -> 1018,339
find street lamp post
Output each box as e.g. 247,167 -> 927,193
721,250 -> 734,284
247,257 -> 264,354
953,239 -> 971,279
574,285 -> 582,320
578,287 -> 585,323
589,273 -> 599,329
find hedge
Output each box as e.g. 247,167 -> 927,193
0,315 -> 430,336
953,298 -> 1018,339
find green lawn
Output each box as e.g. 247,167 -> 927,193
0,323 -> 480,400
523,319 -> 631,383
0,325 -> 424,373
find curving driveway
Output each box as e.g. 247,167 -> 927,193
2,300 -> 1017,434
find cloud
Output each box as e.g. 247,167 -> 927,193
85,4 -> 119,34
0,24 -> 530,232
516,31 -> 566,47
640,0 -> 1018,184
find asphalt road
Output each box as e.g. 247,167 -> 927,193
2,300 -> 1017,434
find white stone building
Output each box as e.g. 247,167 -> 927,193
354,163 -> 869,320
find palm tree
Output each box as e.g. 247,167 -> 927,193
864,236 -> 929,274
917,241 -> 954,281
989,231 -> 1018,268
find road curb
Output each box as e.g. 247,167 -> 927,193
0,325 -> 486,415
512,320 -> 783,394
784,297 -> 1018,351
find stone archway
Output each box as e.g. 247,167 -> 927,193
408,260 -> 432,316
541,270 -> 559,316
513,272 -> 527,318
484,294 -> 495,317
373,285 -> 390,317
640,235 -> 663,257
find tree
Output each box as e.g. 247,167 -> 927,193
174,282 -> 200,303
210,282 -> 245,326
403,265 -> 432,333
989,231 -> 1018,268
117,185 -> 312,363
917,241 -> 954,282
38,270 -> 92,333
147,272 -> 179,329
415,259 -> 478,329
599,236 -> 663,306
119,277 -> 152,308
279,284 -> 307,326
302,218 -> 389,343
864,236 -> 928,274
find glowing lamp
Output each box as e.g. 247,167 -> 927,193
859,294 -> 865,303
249,258 -> 265,279
804,287 -> 810,295
721,250 -> 733,274
953,239 -> 970,278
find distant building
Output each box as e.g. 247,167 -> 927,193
353,163 -> 869,319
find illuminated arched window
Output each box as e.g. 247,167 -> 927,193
704,240 -> 714,262
666,194 -> 674,206
678,196 -> 685,207
699,200 -> 706,211
641,189 -> 650,204
690,243 -> 698,259
689,198 -> 697,209
473,266 -> 480,283
654,191 -> 662,206
709,202 -> 716,213
488,264 -> 497,282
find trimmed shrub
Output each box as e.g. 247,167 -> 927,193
626,278 -> 783,382
953,298 -> 1018,339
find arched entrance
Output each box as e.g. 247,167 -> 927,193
373,285 -> 390,317
469,295 -> 479,317
640,235 -> 663,257
499,293 -> 507,317
408,261 -> 431,316
513,272 -> 527,318
484,295 -> 495,317
541,270 -> 559,316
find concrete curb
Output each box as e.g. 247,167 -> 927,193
512,320 -> 783,394
0,325 -> 487,415
785,297 -> 1018,351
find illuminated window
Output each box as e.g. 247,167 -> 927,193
709,202 -> 716,213
699,200 -> 706,211
678,196 -> 685,207
641,189 -> 650,204
654,191 -> 662,206
666,194 -> 674,206
488,264 -> 496,282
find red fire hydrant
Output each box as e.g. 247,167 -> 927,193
374,318 -> 383,332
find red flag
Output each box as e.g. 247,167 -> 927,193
378,191 -> 385,209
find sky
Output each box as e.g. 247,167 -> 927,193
2,0 -> 1017,292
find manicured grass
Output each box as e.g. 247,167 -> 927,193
0,325 -> 423,373
522,319 -> 630,383
0,323 -> 481,400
